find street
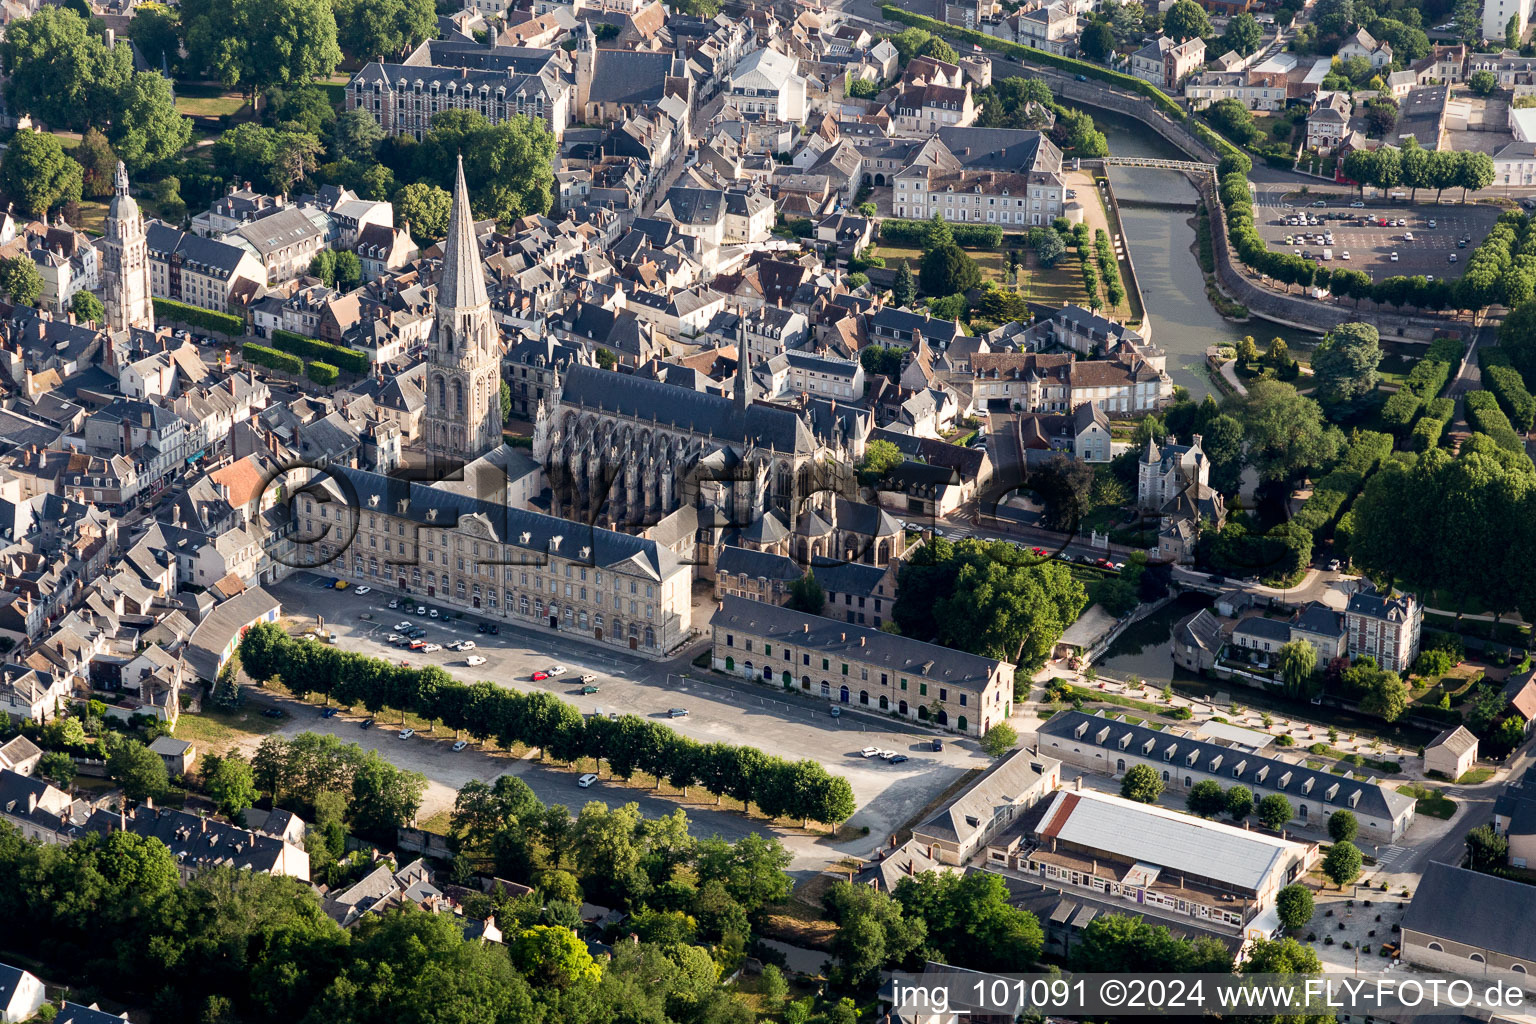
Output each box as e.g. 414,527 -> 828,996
265,573 -> 991,875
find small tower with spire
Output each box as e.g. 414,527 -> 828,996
423,154 -> 503,463
734,306 -> 753,413
101,161 -> 153,334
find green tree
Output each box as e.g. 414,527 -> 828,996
500,380 -> 511,421
309,248 -> 336,286
1466,822 -> 1509,870
980,722 -> 1018,757
332,0 -> 436,60
108,738 -> 169,803
182,0 -> 341,98
823,880 -> 926,986
1278,640 -> 1318,699
203,752 -> 259,820
1120,763 -> 1163,803
1072,913 -> 1234,972
1311,322 -> 1382,411
1327,809 -> 1358,843
1227,380 -> 1341,482
349,750 -> 427,835
111,71 -> 193,172
1226,784 -> 1254,820
1223,12 -> 1264,54
128,2 -> 181,72
1164,0 -> 1213,40
38,750 -> 77,789
892,258 -> 915,306
921,37 -> 958,63
1275,883 -> 1315,929
1469,68 -> 1498,95
894,871 -> 1043,971
70,289 -> 106,324
331,108 -> 386,164
1322,840 -> 1363,888
858,438 -> 904,482
0,7 -> 131,131
1257,793 -> 1293,830
1,130 -> 83,216
1187,779 -> 1226,817
416,109 -> 557,222
332,250 -> 362,290
1031,454 -> 1095,532
510,925 -> 603,987
74,127 -> 118,199
394,181 -> 453,242
1360,670 -> 1410,722
787,571 -> 825,615
1080,20 -> 1116,61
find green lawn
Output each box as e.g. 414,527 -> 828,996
1398,782 -> 1457,819
174,83 -> 249,119
173,705 -> 283,754
1456,767 -> 1496,784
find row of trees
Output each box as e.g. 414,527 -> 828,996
1341,143 -> 1494,203
237,623 -> 857,826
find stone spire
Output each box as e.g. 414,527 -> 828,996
439,153 -> 488,313
102,160 -> 152,334
735,306 -> 752,412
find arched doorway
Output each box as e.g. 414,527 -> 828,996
936,709 -> 948,727
820,681 -> 830,698
860,690 -> 869,705
725,657 -> 734,671
957,715 -> 967,732
595,628 -> 603,641
801,675 -> 811,690
898,700 -> 908,715
879,695 -> 889,710
743,661 -> 753,675
782,670 -> 792,686
763,665 -> 772,680
875,172 -> 887,186
917,705 -> 929,721
839,685 -> 850,703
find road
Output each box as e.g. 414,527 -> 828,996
267,574 -> 991,874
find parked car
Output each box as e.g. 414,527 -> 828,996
548,666 -> 566,676
1328,559 -> 1342,571
488,625 -> 499,634
532,671 -> 549,681
399,729 -> 415,740
395,621 -> 412,630
466,655 -> 487,666
452,740 -> 468,752
321,707 -> 338,718
429,608 -> 439,618
1311,200 -> 1326,207
416,605 -> 427,615
1390,252 -> 1400,261
578,773 -> 600,788
333,580 -> 348,590
388,599 -> 399,609
890,754 -> 910,764
262,708 -> 285,718
582,684 -> 600,694
830,707 -> 841,717
422,643 -> 442,653
477,622 -> 488,633
860,746 -> 881,758
668,707 -> 689,717
355,586 -> 371,595
1404,231 -> 1414,241
360,718 -> 374,730
580,673 -> 597,685
1341,251 -> 1350,260
1349,201 -> 1365,208
878,750 -> 898,760
459,640 -> 475,650
1428,218 -> 1437,229
931,738 -> 944,752
1449,253 -> 1458,262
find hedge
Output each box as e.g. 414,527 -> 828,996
1402,358 -> 1453,400
1290,430 -> 1392,540
1411,397 -> 1455,451
879,5 -> 1188,123
1380,390 -> 1423,433
152,298 -> 244,337
1483,363 -> 1536,432
1465,390 -> 1525,451
242,342 -> 303,376
879,218 -> 1003,248
272,328 -> 369,375
238,622 -> 857,826
1426,336 -> 1469,364
306,360 -> 339,386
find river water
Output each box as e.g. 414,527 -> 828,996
1085,108 -> 1316,401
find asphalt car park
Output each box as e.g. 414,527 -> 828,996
1259,202 -> 1501,282
270,573 -> 986,869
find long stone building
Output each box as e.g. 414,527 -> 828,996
300,465 -> 692,655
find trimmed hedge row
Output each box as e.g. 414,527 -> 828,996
238,622 -> 857,826
1411,397 -> 1455,451
1380,391 -> 1423,433
242,343 -> 302,375
1465,390 -> 1525,451
879,218 -> 1003,248
152,298 -> 244,337
1290,430 -> 1393,540
1426,336 -> 1469,364
1403,357 -> 1454,400
879,5 -> 1188,123
306,360 -> 339,386
1484,363 -> 1535,432
272,328 -> 369,375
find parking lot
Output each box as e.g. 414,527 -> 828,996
1257,201 -> 1502,282
267,574 -> 989,872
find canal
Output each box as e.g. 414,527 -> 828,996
1080,106 -> 1318,399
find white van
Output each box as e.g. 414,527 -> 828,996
1322,248 -> 1333,260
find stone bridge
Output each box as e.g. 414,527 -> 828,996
1099,156 -> 1217,172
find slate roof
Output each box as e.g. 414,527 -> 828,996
1403,862 -> 1536,962
712,595 -> 1009,690
0,962 -> 37,1018
1038,710 -> 1415,822
1231,615 -> 1293,644
441,154 -> 490,311
936,126 -> 1060,173
807,558 -> 886,598
915,746 -> 1059,843
717,545 -> 801,582
589,48 -> 673,105
1292,601 -> 1344,638
1426,725 -> 1478,757
558,363 -> 815,453
145,222 -> 252,277
324,463 -> 677,582
53,1002 -> 127,1024
869,428 -> 987,481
